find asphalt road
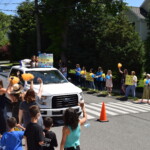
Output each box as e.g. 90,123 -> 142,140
51,92 -> 150,150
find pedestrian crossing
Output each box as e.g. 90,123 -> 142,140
84,102 -> 150,120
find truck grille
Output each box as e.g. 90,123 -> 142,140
52,94 -> 78,108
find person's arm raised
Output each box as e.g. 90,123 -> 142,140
118,67 -> 123,74
79,102 -> 87,126
30,80 -> 33,90
37,78 -> 43,99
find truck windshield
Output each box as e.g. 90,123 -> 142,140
26,70 -> 68,84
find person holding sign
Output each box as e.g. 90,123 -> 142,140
118,63 -> 128,95
86,68 -> 96,90
80,66 -> 87,88
125,71 -> 137,99
105,70 -> 113,96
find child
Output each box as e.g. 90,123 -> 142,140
24,105 -> 44,150
60,102 -> 87,150
0,117 -> 25,150
86,68 -> 96,90
30,55 -> 36,68
43,117 -> 58,150
106,70 -> 113,96
80,66 -> 87,88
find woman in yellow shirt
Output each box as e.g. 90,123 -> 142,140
80,66 -> 86,88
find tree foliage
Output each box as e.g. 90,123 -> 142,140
145,11 -> 150,73
8,0 -> 144,75
9,1 -> 36,60
67,0 -> 144,74
40,0 -> 88,62
0,12 -> 11,47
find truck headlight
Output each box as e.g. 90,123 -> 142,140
41,96 -> 47,100
39,96 -> 48,105
79,92 -> 84,101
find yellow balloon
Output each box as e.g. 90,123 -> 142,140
102,73 -> 105,78
81,71 -> 84,75
22,73 -> 34,81
118,63 -> 122,68
9,76 -> 20,84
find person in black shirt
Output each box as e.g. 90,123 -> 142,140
43,117 -> 58,150
24,105 -> 44,150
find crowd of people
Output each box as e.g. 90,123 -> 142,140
0,58 -> 148,150
0,75 -> 87,150
74,64 -> 113,96
74,63 -> 139,99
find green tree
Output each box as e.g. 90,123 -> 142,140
145,11 -> 150,73
40,0 -> 89,63
67,0 -> 144,75
9,1 -> 36,60
0,12 -> 11,46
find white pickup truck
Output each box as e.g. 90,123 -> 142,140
0,65 -> 83,118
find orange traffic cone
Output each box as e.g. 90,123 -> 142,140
97,102 -> 109,122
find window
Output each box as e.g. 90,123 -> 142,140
26,70 -> 68,84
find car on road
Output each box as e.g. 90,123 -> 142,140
0,65 -> 83,119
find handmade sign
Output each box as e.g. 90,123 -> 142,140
86,73 -> 94,81
125,75 -> 134,85
38,53 -> 53,68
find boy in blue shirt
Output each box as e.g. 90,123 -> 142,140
75,64 -> 81,86
0,117 -> 25,150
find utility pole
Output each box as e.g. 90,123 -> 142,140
35,0 -> 41,54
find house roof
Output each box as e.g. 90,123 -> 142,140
129,7 -> 145,19
141,0 -> 150,12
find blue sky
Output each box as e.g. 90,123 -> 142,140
0,0 -> 145,16
124,0 -> 145,7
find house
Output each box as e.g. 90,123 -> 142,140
125,0 -> 149,40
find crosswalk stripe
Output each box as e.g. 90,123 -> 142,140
85,107 -> 101,116
107,102 -> 148,112
82,101 -> 150,120
117,102 -> 150,112
125,102 -> 150,109
90,103 -> 128,114
106,103 -> 138,113
86,104 -> 118,116
87,114 -> 95,119
80,112 -> 95,119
